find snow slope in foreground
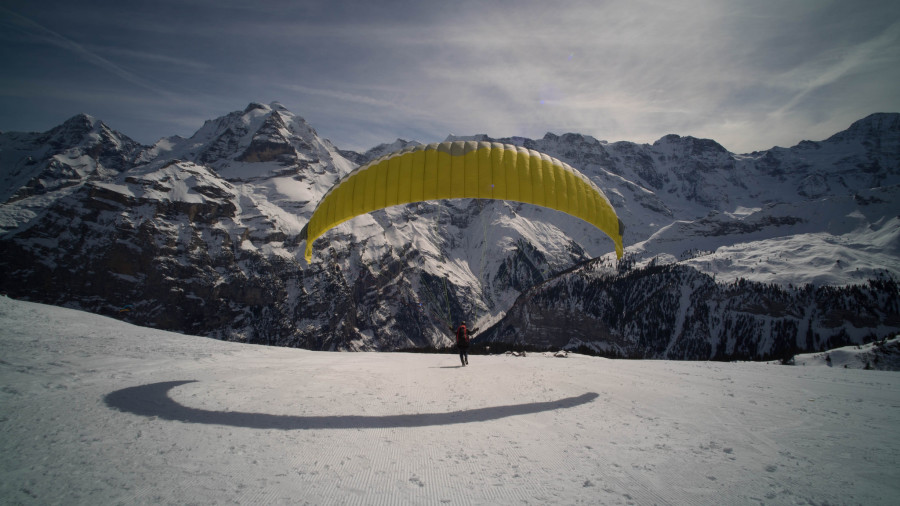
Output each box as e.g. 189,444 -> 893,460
1,296 -> 899,505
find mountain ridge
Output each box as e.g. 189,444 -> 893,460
1,103 -> 897,356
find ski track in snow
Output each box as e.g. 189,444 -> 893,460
2,296 -> 899,505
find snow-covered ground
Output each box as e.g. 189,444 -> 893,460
790,337 -> 900,371
2,296 -> 899,505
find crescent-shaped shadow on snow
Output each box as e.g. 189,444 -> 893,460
104,380 -> 599,430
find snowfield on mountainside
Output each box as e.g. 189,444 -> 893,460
2,296 -> 899,505
2,105 -> 897,353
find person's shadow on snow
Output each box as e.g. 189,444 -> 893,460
104,380 -> 598,430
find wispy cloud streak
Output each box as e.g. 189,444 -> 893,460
774,20 -> 900,116
1,7 -> 177,100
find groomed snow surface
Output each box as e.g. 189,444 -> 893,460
2,296 -> 899,505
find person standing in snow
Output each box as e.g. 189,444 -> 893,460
452,321 -> 477,367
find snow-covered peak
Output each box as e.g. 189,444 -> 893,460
542,132 -> 607,148
0,113 -> 142,208
823,112 -> 900,146
444,133 -> 493,143
651,134 -> 730,158
55,113 -> 100,137
42,114 -> 138,155
136,102 -> 353,182
354,138 -> 422,164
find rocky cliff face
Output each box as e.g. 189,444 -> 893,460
1,104 -> 898,356
482,260 -> 900,360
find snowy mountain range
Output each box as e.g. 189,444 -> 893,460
1,102 -> 897,356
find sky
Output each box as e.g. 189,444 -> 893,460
1,0 -> 899,153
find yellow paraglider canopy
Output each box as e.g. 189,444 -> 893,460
299,140 -> 624,262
